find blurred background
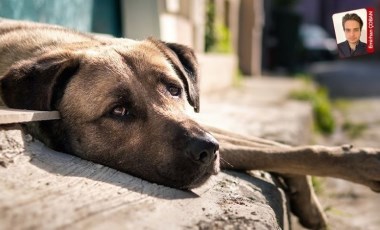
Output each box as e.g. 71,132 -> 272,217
1,0 -> 380,93
1,0 -> 380,229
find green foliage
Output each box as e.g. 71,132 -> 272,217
209,22 -> 233,53
289,87 -> 335,135
311,176 -> 324,195
324,206 -> 352,217
232,68 -> 243,87
293,73 -> 313,81
204,0 -> 232,53
205,0 -> 216,52
333,99 -> 351,112
333,99 -> 367,139
342,122 -> 368,139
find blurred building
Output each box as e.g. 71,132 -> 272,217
0,0 -> 265,77
2,0 -> 380,77
0,0 -> 94,32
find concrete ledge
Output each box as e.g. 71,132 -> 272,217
0,129 -> 288,229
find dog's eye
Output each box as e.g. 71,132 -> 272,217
167,84 -> 182,97
111,106 -> 129,117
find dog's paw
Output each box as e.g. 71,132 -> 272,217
341,147 -> 380,192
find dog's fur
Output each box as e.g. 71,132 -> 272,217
0,18 -> 220,189
1,19 -> 380,229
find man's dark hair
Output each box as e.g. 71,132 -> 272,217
342,13 -> 364,30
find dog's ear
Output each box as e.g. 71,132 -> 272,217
0,53 -> 80,111
149,39 -> 200,112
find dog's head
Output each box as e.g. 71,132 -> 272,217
0,38 -> 220,189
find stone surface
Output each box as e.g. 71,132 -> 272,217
0,129 -> 288,230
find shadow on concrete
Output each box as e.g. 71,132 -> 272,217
12,127 -> 200,200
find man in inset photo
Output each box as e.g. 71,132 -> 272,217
337,13 -> 367,58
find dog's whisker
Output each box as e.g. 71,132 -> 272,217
220,156 -> 234,168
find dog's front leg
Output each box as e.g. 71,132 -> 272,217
204,125 -> 380,192
218,143 -> 380,193
276,173 -> 327,229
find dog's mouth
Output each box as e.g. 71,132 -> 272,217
184,152 -> 221,189
156,151 -> 221,190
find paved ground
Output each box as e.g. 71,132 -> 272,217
307,59 -> 380,229
314,98 -> 380,230
195,77 -> 313,146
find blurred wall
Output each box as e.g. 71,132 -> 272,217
0,0 -> 94,32
158,0 -> 206,52
238,0 -> 264,75
121,0 -> 160,40
92,0 -> 122,37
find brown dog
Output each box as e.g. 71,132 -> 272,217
1,19 -> 380,229
0,18 -> 220,190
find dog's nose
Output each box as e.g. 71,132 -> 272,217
186,133 -> 219,164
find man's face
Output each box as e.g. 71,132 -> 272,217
344,20 -> 361,45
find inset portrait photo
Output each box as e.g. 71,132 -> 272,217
332,8 -> 374,58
